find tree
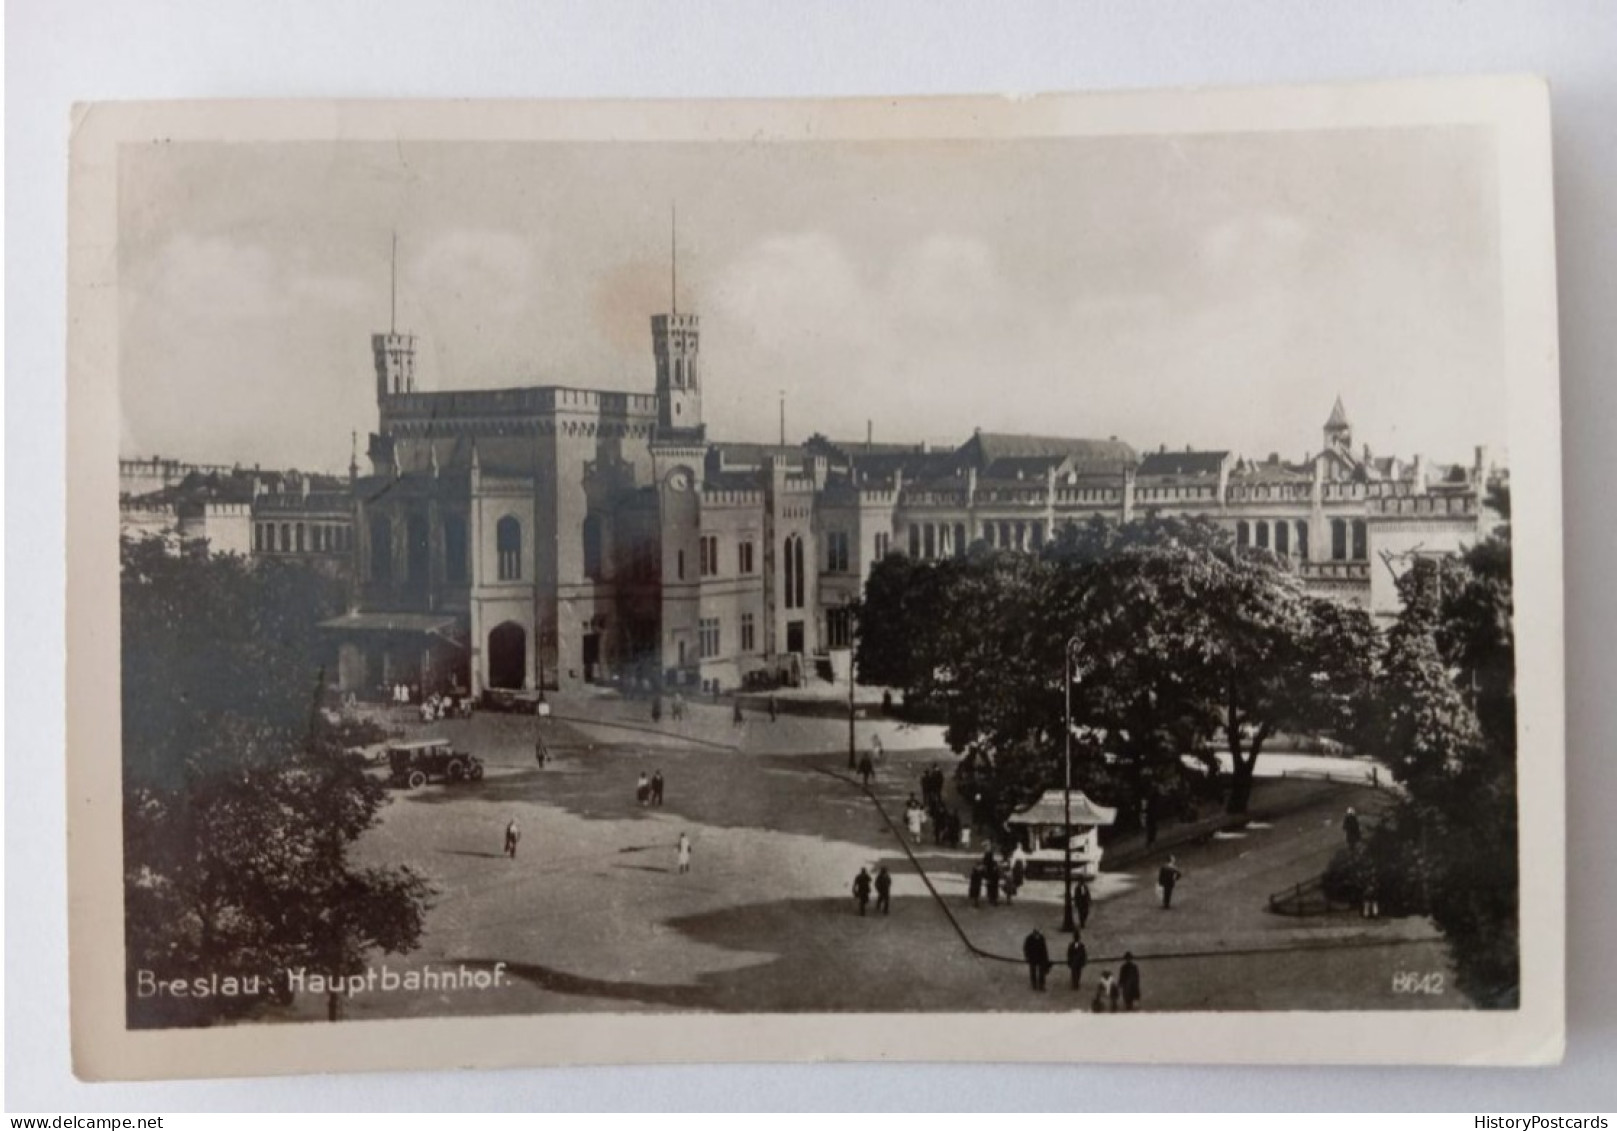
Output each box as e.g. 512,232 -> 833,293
1363,529 -> 1518,1008
121,536 -> 434,1026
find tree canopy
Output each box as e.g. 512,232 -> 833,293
121,535 -> 433,1025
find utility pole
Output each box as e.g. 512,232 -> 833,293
1061,636 -> 1081,934
847,597 -> 858,770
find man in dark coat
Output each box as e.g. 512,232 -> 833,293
1343,806 -> 1362,850
1119,951 -> 1142,1011
857,752 -> 875,787
733,698 -> 745,725
1066,934 -> 1088,990
1023,928 -> 1051,991
651,770 -> 665,807
967,862 -> 984,908
852,867 -> 873,916
1073,878 -> 1094,930
1158,856 -> 1183,909
984,855 -> 1002,907
874,866 -> 893,914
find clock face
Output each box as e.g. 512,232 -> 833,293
667,468 -> 693,492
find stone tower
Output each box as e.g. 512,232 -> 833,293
372,236 -> 416,401
372,331 -> 417,401
652,312 -> 701,438
1323,396 -> 1352,454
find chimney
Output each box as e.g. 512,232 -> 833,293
866,420 -> 873,451
1474,445 -> 1490,483
1412,453 -> 1427,495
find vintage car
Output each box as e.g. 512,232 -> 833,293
385,738 -> 485,789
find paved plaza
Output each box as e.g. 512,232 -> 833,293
283,694 -> 1456,1021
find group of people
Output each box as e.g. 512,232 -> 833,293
851,865 -> 894,916
650,693 -> 688,723
966,846 -> 1030,908
419,691 -> 474,723
635,770 -> 666,807
1021,928 -> 1142,1010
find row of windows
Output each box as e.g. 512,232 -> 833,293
695,612 -> 758,659
1234,519 -> 1366,562
694,534 -> 758,578
256,521 -> 351,555
368,513 -> 472,585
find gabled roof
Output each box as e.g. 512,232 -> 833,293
1137,450 -> 1229,478
960,431 -> 1137,469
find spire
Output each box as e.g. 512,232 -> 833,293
390,230 -> 397,334
1326,395 -> 1350,430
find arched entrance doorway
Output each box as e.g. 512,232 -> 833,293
487,621 -> 527,690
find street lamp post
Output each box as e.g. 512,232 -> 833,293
846,597 -> 858,770
1061,635 -> 1082,934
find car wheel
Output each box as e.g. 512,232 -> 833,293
407,770 -> 427,789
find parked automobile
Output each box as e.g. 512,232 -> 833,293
385,739 -> 484,789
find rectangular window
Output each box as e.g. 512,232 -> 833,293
700,534 -> 719,577
295,523 -> 305,553
280,523 -> 291,553
737,540 -> 755,574
740,612 -> 755,653
444,515 -> 468,585
826,530 -> 849,573
677,549 -> 686,580
699,617 -> 721,659
908,526 -> 920,557
874,532 -> 890,560
827,606 -> 852,649
254,523 -> 266,552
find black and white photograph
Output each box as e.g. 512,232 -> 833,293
63,84 -> 1565,1078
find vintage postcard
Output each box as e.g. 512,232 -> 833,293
67,79 -> 1564,1079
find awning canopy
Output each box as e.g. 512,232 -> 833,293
319,612 -> 466,648
1006,790 -> 1118,828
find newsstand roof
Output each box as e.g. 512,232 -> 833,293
1005,790 -> 1118,828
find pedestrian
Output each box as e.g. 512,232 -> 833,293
852,867 -> 873,916
1073,878 -> 1093,930
871,734 -> 884,764
1010,853 -> 1027,893
651,770 -> 665,807
1023,927 -> 1051,991
1119,951 -> 1142,1011
874,866 -> 892,914
636,772 -> 651,807
1343,806 -> 1362,850
676,832 -> 692,874
1157,855 -> 1183,910
985,859 -> 1001,908
672,692 -> 685,721
906,805 -> 925,845
733,698 -> 745,726
651,695 -> 663,723
1095,971 -> 1117,1013
503,818 -> 520,859
534,735 -> 549,768
768,694 -> 777,722
858,752 -> 875,788
1361,863 -> 1380,919
968,862 -> 984,908
1066,935 -> 1088,990
881,689 -> 893,714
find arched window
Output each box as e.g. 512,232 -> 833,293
369,515 -> 392,581
497,516 -> 522,580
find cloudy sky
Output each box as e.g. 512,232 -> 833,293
118,127 -> 1503,472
